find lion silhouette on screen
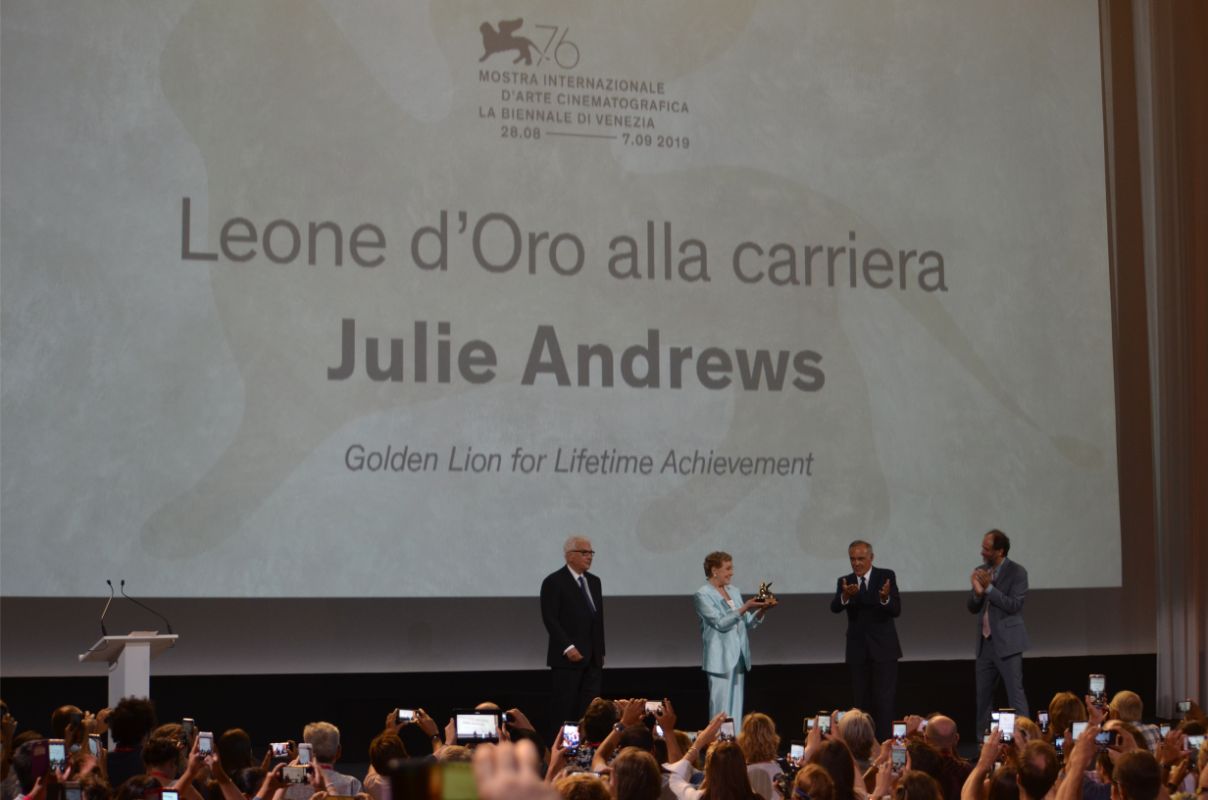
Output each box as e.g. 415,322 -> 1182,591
479,18 -> 537,65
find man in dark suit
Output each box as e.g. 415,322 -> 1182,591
541,535 -> 605,734
830,539 -> 901,740
968,528 -> 1030,734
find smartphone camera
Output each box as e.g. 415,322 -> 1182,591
271,742 -> 291,758
282,765 -> 309,785
162,792 -> 180,800
803,717 -> 815,734
1038,711 -> 1050,733
396,708 -> 417,723
893,720 -> 906,740
1071,721 -> 1088,739
181,718 -> 195,738
48,740 -> 67,770
88,734 -> 102,756
790,742 -> 805,762
719,718 -> 736,741
1088,674 -> 1107,705
999,711 -> 1016,742
561,723 -> 581,754
1177,699 -> 1193,714
1054,736 -> 1065,755
297,743 -> 312,765
64,782 -> 82,800
197,732 -> 214,755
891,744 -> 907,769
1188,734 -> 1205,750
1094,730 -> 1114,750
818,713 -> 832,735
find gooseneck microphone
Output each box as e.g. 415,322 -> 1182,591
119,580 -> 175,638
100,579 -> 116,636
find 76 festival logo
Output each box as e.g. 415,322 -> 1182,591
477,18 -> 579,69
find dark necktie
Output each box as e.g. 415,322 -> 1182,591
579,575 -> 596,614
859,575 -> 867,593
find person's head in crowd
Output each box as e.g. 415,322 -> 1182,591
78,771 -> 113,800
232,767 -> 266,800
11,741 -> 44,796
397,721 -> 436,758
923,716 -> 960,756
303,721 -> 342,763
617,724 -> 655,755
217,729 -> 253,773
794,765 -> 837,800
1047,693 -> 1087,741
904,742 -> 944,783
895,771 -> 943,800
986,766 -> 1019,800
582,699 -> 619,745
835,710 -> 876,762
1110,751 -> 1160,800
141,736 -> 183,779
1014,717 -> 1040,744
113,775 -> 163,800
700,740 -> 757,800
738,713 -> 779,764
435,745 -> 472,763
51,705 -> 85,739
1109,692 -> 1144,723
554,772 -> 611,800
369,732 -> 408,776
611,747 -> 661,800
1178,720 -> 1206,735
809,739 -> 857,800
674,730 -> 697,767
109,697 -> 158,749
1016,741 -> 1059,800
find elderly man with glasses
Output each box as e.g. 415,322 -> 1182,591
541,535 -> 606,737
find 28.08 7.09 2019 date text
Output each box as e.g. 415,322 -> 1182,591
622,133 -> 689,149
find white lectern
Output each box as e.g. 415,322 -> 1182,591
79,632 -> 178,710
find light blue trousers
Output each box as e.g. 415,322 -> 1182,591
706,664 -> 747,732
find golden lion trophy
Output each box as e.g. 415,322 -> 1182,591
755,581 -> 777,604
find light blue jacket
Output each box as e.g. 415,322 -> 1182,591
694,583 -> 763,675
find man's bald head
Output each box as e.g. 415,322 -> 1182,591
925,715 -> 959,752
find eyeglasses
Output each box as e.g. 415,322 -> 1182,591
571,549 -> 596,555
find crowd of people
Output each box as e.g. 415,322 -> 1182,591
1,691 -> 1204,800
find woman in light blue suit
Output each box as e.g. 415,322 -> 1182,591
694,551 -> 776,733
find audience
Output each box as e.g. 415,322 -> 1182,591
3,684 -> 1201,800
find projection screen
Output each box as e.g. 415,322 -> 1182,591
1,0 -> 1119,599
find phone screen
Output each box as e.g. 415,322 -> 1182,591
49,741 -> 66,767
1159,725 -> 1171,738
893,721 -> 906,739
999,712 -> 1016,740
1072,721 -> 1088,738
298,743 -> 312,765
198,733 -> 213,755
163,792 -> 180,800
1089,674 -> 1106,695
397,708 -> 417,723
654,723 -> 665,739
562,723 -> 580,749
88,736 -> 101,756
456,712 -> 500,742
282,766 -> 308,785
1038,712 -> 1050,729
440,761 -> 477,800
818,715 -> 832,734
1189,734 -> 1205,750
644,701 -> 662,715
719,719 -> 736,740
65,787 -> 82,800
804,717 -> 815,732
1054,736 -> 1065,754
790,743 -> 804,761
891,745 -> 906,769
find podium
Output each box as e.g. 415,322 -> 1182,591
79,633 -> 178,710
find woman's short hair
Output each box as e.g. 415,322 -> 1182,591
369,732 -> 408,774
835,710 -> 876,761
793,764 -> 836,800
896,771 -> 943,800
739,713 -> 780,763
611,747 -> 662,800
554,773 -> 612,800
703,551 -> 732,578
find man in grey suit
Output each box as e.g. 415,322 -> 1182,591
968,529 -> 1030,734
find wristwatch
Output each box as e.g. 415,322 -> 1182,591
614,722 -> 626,734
